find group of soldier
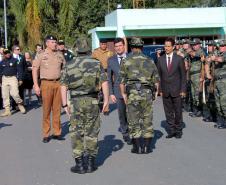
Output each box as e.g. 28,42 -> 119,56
173,38 -> 226,129
0,34 -> 226,175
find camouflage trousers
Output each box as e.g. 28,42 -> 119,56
215,81 -> 226,117
127,90 -> 154,139
69,97 -> 100,159
190,75 -> 203,111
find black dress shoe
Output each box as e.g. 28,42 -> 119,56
166,133 -> 176,139
42,137 -> 50,143
203,117 -> 213,122
52,135 -> 65,140
123,135 -> 132,145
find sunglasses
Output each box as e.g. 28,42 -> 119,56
15,48 -> 20,51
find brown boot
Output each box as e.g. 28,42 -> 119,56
0,106 -> 12,117
18,104 -> 26,114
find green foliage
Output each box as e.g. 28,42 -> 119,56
0,0 -> 223,49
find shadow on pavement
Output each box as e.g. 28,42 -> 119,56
96,135 -> 124,166
61,121 -> 70,137
161,120 -> 186,134
151,129 -> 163,149
0,123 -> 12,129
109,103 -> 117,113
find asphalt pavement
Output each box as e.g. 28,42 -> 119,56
0,97 -> 226,185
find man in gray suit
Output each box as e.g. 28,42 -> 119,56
107,38 -> 131,144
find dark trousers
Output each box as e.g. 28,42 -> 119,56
162,95 -> 183,134
117,98 -> 128,136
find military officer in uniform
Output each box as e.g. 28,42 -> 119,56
60,38 -> 109,174
92,38 -> 113,71
119,37 -> 159,154
57,40 -> 75,62
0,49 -> 26,116
32,35 -> 66,143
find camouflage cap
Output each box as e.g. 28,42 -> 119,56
190,38 -> 202,45
75,37 -> 91,53
58,39 -> 65,45
206,40 -> 217,46
182,39 -> 190,44
175,40 -> 182,45
219,40 -> 226,46
130,37 -> 144,47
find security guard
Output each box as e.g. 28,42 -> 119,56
92,38 -> 113,71
60,38 -> 109,174
119,37 -> 159,154
0,49 -> 26,116
57,40 -> 75,62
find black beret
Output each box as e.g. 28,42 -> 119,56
45,35 -> 57,41
99,38 -> 108,43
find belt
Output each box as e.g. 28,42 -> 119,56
215,74 -> 226,81
190,70 -> 200,75
71,93 -> 98,99
3,75 -> 16,77
41,78 -> 60,81
104,69 -> 107,72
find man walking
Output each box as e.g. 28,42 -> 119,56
107,37 -> 130,144
32,35 -> 66,143
157,38 -> 186,139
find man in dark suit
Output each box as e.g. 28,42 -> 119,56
157,38 -> 186,139
107,38 -> 131,144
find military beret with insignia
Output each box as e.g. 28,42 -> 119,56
45,35 -> 57,42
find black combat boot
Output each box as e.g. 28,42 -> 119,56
86,155 -> 97,173
131,138 -> 141,154
141,138 -> 153,154
70,156 -> 86,174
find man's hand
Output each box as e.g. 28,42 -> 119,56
122,93 -> 127,104
64,106 -> 71,118
102,100 -> 109,114
34,84 -> 41,96
180,92 -> 186,98
18,81 -> 23,86
110,95 -> 117,103
159,92 -> 163,96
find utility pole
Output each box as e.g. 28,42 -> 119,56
4,0 -> 8,48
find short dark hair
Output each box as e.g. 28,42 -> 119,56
114,37 -> 125,45
165,37 -> 175,46
35,44 -> 42,48
12,45 -> 20,51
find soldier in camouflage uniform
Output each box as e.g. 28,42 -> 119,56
202,40 -> 219,122
60,38 -> 109,174
213,40 -> 226,128
188,38 -> 206,117
119,37 -> 159,154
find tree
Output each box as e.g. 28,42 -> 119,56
25,0 -> 41,50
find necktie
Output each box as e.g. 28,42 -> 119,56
119,56 -> 123,64
167,56 -> 171,71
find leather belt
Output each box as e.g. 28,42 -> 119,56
190,70 -> 200,75
41,78 -> 60,81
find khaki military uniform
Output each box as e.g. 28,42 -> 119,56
33,49 -> 65,138
92,48 -> 113,70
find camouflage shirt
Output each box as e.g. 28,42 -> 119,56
119,52 -> 159,87
60,55 -> 107,96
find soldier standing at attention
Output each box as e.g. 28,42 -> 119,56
60,38 -> 109,174
189,38 -> 206,117
213,40 -> 226,128
32,35 -> 66,143
119,37 -> 159,154
0,49 -> 26,116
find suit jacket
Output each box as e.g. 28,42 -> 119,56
107,54 -> 127,99
157,53 -> 186,97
